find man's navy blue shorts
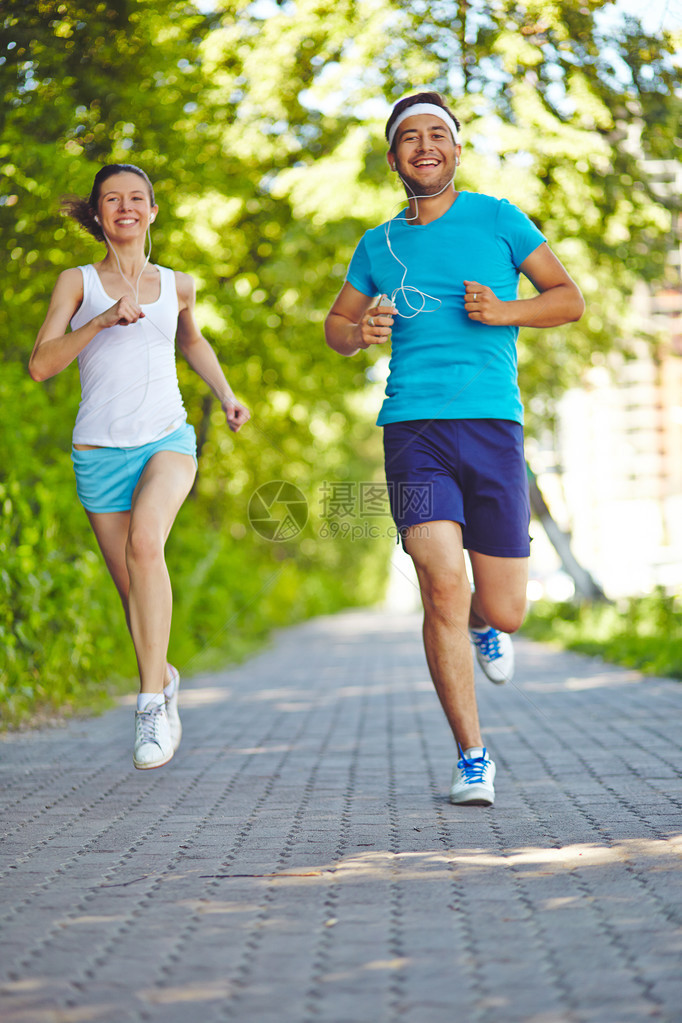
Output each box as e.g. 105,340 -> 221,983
383,419 -> 531,558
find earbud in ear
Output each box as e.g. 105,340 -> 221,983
94,216 -> 100,224
150,215 -> 156,223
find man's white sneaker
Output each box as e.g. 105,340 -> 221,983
449,748 -> 496,806
133,702 -> 174,770
165,665 -> 182,752
470,626 -> 514,684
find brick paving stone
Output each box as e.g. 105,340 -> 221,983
1,611 -> 681,1023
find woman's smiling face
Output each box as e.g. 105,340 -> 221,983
97,171 -> 158,237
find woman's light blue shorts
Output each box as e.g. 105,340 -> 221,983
71,422 -> 197,514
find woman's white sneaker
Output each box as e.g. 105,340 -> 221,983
469,627 -> 514,684
133,702 -> 174,770
165,665 -> 182,752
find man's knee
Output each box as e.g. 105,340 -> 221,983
416,565 -> 471,620
479,596 -> 526,635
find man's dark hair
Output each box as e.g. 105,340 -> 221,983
385,91 -> 461,152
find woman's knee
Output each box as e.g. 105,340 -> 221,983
125,523 -> 164,568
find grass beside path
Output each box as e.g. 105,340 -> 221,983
521,588 -> 682,680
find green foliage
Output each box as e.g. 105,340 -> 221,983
0,364 -> 135,723
268,0 -> 682,433
522,589 -> 682,679
2,0 -> 680,723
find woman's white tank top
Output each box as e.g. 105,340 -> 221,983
70,264 -> 186,447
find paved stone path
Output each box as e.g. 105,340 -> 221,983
1,610 -> 681,1023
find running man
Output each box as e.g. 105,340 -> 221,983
324,92 -> 584,805
30,163 -> 250,770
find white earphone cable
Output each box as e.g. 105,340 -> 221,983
99,223 -> 171,443
384,173 -> 456,319
102,223 -> 152,305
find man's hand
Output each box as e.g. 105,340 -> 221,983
359,294 -> 396,347
463,281 -> 509,326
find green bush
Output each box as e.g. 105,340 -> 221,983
1,363 -> 389,728
522,590 -> 682,680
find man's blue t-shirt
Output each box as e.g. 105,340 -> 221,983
346,191 -> 546,426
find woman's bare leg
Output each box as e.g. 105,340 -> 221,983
125,451 -> 196,694
85,451 -> 195,693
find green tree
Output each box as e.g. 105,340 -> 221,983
0,0 -> 391,723
1,0 -> 680,722
261,0 -> 681,426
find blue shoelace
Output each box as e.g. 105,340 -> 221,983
471,628 -> 501,660
458,749 -> 489,783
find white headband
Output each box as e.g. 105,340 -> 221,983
387,102 -> 459,148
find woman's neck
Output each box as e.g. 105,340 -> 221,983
100,240 -> 150,279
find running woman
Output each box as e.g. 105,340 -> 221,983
325,93 -> 584,806
29,163 -> 250,770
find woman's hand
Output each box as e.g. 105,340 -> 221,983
96,297 -> 145,330
222,396 -> 251,433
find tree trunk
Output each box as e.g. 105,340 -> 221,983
527,463 -> 608,602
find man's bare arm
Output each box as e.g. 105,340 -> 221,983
325,282 -> 396,355
463,243 -> 585,329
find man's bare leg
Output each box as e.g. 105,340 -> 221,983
468,550 -> 529,635
404,520 -> 482,750
467,550 -> 529,683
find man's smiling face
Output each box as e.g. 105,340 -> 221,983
389,113 -> 460,196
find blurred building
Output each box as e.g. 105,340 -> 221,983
549,160 -> 682,598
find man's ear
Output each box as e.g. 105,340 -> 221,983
387,152 -> 396,172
